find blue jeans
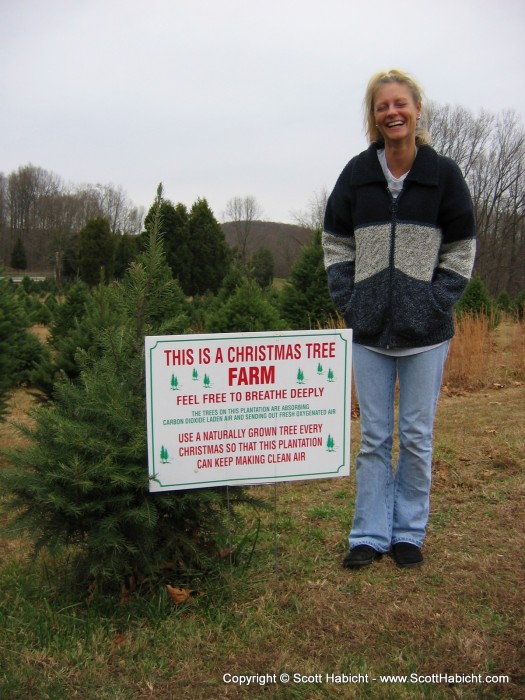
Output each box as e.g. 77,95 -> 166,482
350,342 -> 449,552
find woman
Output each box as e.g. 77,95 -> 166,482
323,69 -> 476,569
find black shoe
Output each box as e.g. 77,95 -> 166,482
342,545 -> 382,569
392,543 -> 423,568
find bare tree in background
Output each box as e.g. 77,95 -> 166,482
425,101 -> 493,179
7,165 -> 62,235
91,183 -> 144,235
224,195 -> 263,264
426,103 -> 525,297
4,165 -> 63,268
475,111 -> 525,296
0,164 -> 144,271
293,187 -> 329,232
0,174 -> 7,236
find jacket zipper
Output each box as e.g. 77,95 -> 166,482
385,187 -> 403,349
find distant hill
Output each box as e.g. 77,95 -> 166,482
221,221 -> 313,279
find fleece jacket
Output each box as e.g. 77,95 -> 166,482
323,143 -> 476,349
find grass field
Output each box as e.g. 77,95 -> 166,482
0,319 -> 523,699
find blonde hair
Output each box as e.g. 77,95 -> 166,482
363,68 -> 431,146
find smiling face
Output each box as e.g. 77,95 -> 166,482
373,81 -> 421,147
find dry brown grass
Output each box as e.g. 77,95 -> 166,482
28,323 -> 50,344
444,313 -> 495,390
493,315 -> 525,381
444,316 -> 525,391
0,387 -> 36,452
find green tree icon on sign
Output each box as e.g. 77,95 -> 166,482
170,374 -> 179,390
296,369 -> 305,384
192,368 -> 198,381
326,435 -> 335,452
327,368 -> 335,382
317,363 -> 323,375
203,374 -> 211,388
160,446 -> 169,463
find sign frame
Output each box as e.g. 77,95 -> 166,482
145,329 -> 352,491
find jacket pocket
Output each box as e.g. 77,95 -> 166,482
392,282 -> 449,341
344,284 -> 388,336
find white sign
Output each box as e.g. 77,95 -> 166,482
145,329 -> 352,491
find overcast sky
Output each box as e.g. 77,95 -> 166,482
2,0 -> 525,224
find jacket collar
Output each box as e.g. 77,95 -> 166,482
351,143 -> 439,186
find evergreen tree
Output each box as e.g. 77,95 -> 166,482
44,293 -> 59,316
190,262 -> 247,333
170,203 -> 193,293
27,280 -> 95,397
49,281 -> 91,343
250,247 -> 274,289
113,232 -> 141,279
45,284 -> 123,392
455,275 -> 497,322
188,198 -> 229,295
0,270 -> 46,418
143,200 -> 193,293
0,274 -> 25,417
514,290 -> 525,320
78,216 -> 115,285
61,234 -> 79,281
215,262 -> 247,302
207,278 -> 284,333
29,299 -> 53,326
10,237 -> 28,271
14,281 -> 54,326
279,230 -> 336,329
12,282 -> 33,316
0,187 -> 257,593
496,290 -> 513,314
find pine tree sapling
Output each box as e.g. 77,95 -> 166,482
113,232 -> 141,279
11,237 -> 28,271
456,275 -> 499,325
188,198 -> 229,296
280,230 -> 336,329
250,247 -> 274,289
144,200 -> 193,294
514,290 -> 525,320
207,278 -> 284,333
49,281 -> 91,342
78,216 -> 115,285
496,290 -> 513,314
